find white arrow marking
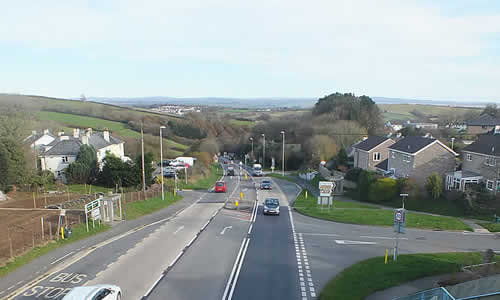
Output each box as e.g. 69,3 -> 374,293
173,225 -> 185,235
335,240 -> 377,245
221,226 -> 233,235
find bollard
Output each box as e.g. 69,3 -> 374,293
305,190 -> 308,199
385,249 -> 388,264
61,227 -> 65,240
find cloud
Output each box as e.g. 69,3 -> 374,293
0,0 -> 499,100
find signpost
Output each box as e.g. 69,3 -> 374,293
393,208 -> 406,261
85,199 -> 101,232
271,157 -> 275,173
318,181 -> 335,209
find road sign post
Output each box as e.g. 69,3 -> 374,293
393,208 -> 406,261
318,181 -> 335,210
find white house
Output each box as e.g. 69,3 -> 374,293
39,128 -> 129,182
24,129 -> 56,149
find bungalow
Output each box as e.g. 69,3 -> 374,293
466,114 -> 500,135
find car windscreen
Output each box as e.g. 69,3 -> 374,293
262,181 -> 270,184
254,166 -> 262,170
264,199 -> 279,207
216,182 -> 225,187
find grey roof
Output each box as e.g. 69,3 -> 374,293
375,159 -> 388,171
463,134 -> 500,156
388,136 -> 436,154
467,114 -> 500,126
44,139 -> 82,156
353,137 -> 391,151
24,132 -> 56,145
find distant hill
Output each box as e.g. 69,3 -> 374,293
88,96 -> 493,109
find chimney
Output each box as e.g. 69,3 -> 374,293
59,136 -> 69,141
73,128 -> 80,138
31,130 -> 37,136
86,128 -> 92,137
43,129 -> 49,135
103,128 -> 110,142
81,135 -> 89,145
57,131 -> 65,137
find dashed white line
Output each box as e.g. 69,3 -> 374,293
50,251 -> 75,265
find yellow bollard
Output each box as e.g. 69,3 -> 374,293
245,174 -> 248,180
305,190 -> 308,199
385,249 -> 388,264
61,227 -> 65,240
174,189 -> 177,196
240,192 -> 243,200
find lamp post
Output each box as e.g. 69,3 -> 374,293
160,126 -> 166,201
250,137 -> 254,162
261,133 -> 266,170
281,130 -> 285,176
451,137 -> 455,150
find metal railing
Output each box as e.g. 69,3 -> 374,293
393,287 -> 456,300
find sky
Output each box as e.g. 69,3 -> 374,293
0,0 -> 499,102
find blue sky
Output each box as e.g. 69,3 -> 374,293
0,0 -> 499,102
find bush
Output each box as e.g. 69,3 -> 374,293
345,168 -> 363,182
426,172 -> 443,200
358,170 -> 376,200
369,178 -> 398,203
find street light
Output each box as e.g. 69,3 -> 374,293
451,137 -> 455,150
160,126 -> 166,201
261,133 -> 265,170
249,137 -> 254,162
281,130 -> 285,176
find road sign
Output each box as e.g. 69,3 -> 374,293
394,209 -> 405,223
319,181 -> 335,197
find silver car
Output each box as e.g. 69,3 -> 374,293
263,198 -> 280,215
62,285 -> 122,300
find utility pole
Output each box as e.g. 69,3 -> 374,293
261,133 -> 265,170
281,130 -> 285,176
250,137 -> 254,162
451,137 -> 455,150
160,126 -> 166,201
141,122 -> 146,196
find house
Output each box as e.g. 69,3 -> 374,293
446,135 -> 500,193
39,128 -> 128,181
466,114 -> 500,135
352,136 -> 395,171
385,121 -> 404,133
407,121 -> 439,129
378,136 -> 458,185
24,129 -> 56,149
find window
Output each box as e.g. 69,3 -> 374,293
62,156 -> 69,163
487,180 -> 494,191
373,152 -> 381,161
485,157 -> 496,166
391,151 -> 395,159
403,155 -> 411,162
466,153 -> 472,161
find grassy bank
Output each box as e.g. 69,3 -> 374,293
319,252 -> 482,300
45,184 -> 112,194
123,192 -> 183,220
0,223 -> 110,278
479,222 -> 500,232
181,164 -> 224,190
267,173 -> 298,183
294,190 -> 472,231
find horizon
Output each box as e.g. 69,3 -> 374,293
1,1 -> 499,102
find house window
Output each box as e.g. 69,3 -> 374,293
485,157 -> 496,166
62,156 -> 69,163
466,153 -> 472,161
373,152 -> 381,161
391,151 -> 395,159
403,155 -> 411,162
487,180 -> 494,191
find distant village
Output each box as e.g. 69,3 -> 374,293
150,105 -> 201,116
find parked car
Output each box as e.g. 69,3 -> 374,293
263,198 -> 280,215
62,284 -> 122,300
214,181 -> 227,193
260,180 -> 272,190
163,168 -> 176,178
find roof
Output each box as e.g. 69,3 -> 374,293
24,132 -> 56,145
353,137 -> 392,151
467,114 -> 500,126
462,134 -> 500,156
375,159 -> 388,171
43,139 -> 82,156
389,136 -> 436,154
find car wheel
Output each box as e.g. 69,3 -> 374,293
116,292 -> 122,300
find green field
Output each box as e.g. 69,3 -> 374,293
35,111 -> 188,151
294,190 -> 471,231
382,112 -> 415,121
230,119 -> 255,127
319,252 -> 483,300
123,192 -> 183,220
379,104 -> 480,121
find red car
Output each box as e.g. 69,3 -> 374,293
215,181 -> 227,193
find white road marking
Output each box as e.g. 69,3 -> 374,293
221,226 -> 233,235
335,240 -> 377,245
0,290 -> 4,295
169,251 -> 184,268
7,285 -> 15,290
186,235 -> 197,248
222,238 -> 247,300
50,251 -> 75,265
360,235 -> 408,240
247,224 -> 253,234
16,281 -> 23,285
228,238 -> 250,300
173,225 -> 185,235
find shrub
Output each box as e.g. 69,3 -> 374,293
345,168 -> 363,182
358,170 -> 376,200
426,172 -> 443,200
369,178 -> 398,203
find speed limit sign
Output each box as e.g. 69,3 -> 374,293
394,209 -> 405,223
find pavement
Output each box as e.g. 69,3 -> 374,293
366,274 -> 451,300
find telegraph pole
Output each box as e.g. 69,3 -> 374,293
141,122 -> 146,196
160,126 -> 166,201
261,133 -> 265,170
281,130 -> 285,176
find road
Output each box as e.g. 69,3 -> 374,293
3,164 -> 500,300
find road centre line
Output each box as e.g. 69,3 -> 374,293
221,238 -> 247,300
248,224 -> 253,235
50,251 -> 75,265
227,238 -> 250,300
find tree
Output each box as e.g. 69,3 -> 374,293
134,152 -> 154,188
0,138 -> 26,191
358,170 -> 376,201
99,154 -> 138,188
425,172 -> 443,200
310,135 -> 338,163
66,145 -> 99,184
482,104 -> 498,117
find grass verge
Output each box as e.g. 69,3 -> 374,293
45,184 -> 112,194
267,173 -> 298,183
294,190 -> 472,231
319,252 -> 482,300
478,222 -> 500,232
181,164 -> 224,190
0,223 -> 110,278
123,192 -> 183,220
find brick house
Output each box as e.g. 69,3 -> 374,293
378,136 -> 458,185
446,135 -> 500,193
352,137 -> 394,171
466,114 -> 500,135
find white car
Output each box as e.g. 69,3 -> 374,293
62,285 -> 122,300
